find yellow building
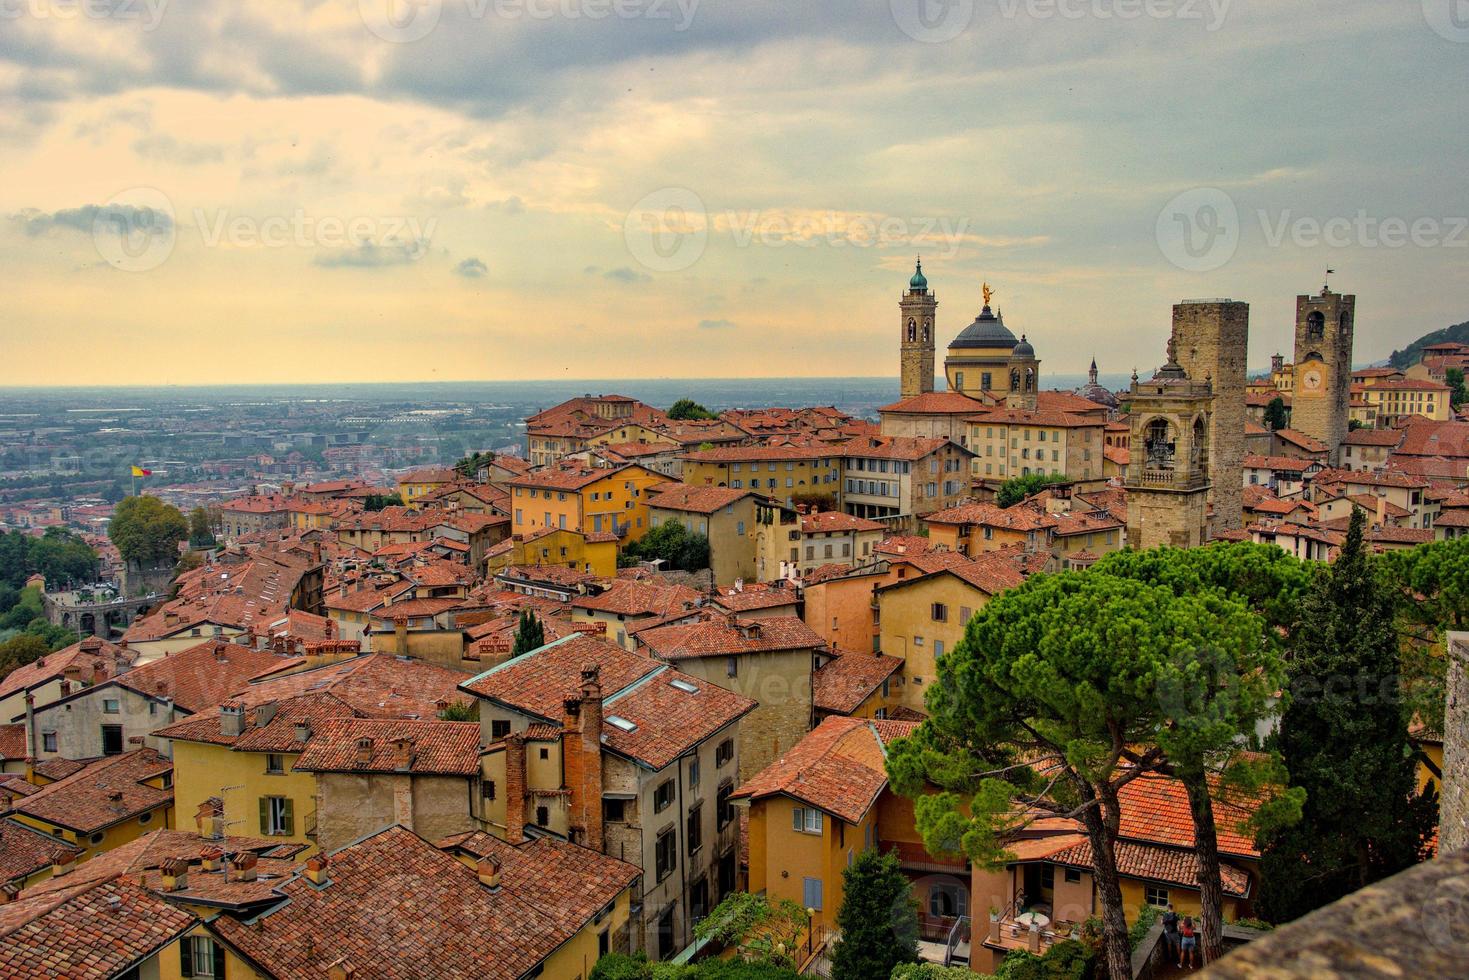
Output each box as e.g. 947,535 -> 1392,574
396,465 -> 459,502
8,748 -> 175,861
646,484 -> 776,585
736,716 -> 972,944
966,407 -> 1107,483
508,462 -> 667,543
876,554 -> 1028,712
155,654 -> 470,856
486,525 -> 620,578
679,445 -> 843,509
1352,378 -> 1452,427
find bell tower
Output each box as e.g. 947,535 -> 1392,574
1292,282 -> 1355,461
1125,339 -> 1214,550
900,258 -> 937,400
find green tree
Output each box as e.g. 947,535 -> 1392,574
1347,418 -> 1365,432
437,700 -> 479,722
1258,510 -> 1438,922
623,521 -> 710,573
0,633 -> 51,680
1447,368 -> 1467,408
454,451 -> 494,480
188,506 -> 217,547
109,495 -> 188,567
830,849 -> 919,980
667,398 -> 718,421
1381,535 -> 1469,731
511,609 -> 546,656
1262,396 -> 1289,431
887,572 -> 1268,980
363,493 -> 404,512
995,473 -> 1067,508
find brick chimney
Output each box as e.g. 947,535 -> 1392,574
390,736 -> 415,771
229,851 -> 259,883
574,664 -> 605,852
355,736 -> 374,767
52,851 -> 78,877
160,857 -> 189,892
304,854 -> 329,886
200,846 -> 225,872
504,733 -> 527,844
477,855 -> 502,889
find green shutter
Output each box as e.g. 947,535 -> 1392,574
282,797 -> 294,836
212,937 -> 226,979
258,797 -> 269,835
180,935 -> 194,977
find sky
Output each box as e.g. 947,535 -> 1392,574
2,0 -> 1466,386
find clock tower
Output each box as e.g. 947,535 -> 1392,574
1291,284 -> 1355,461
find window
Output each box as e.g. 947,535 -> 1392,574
102,698 -> 120,714
180,935 -> 224,979
929,882 -> 968,919
654,779 -> 675,813
717,781 -> 735,829
656,828 -> 677,881
1146,885 -> 1170,908
491,720 -> 511,740
266,754 -> 285,774
101,724 -> 124,756
803,876 -> 824,911
688,758 -> 700,789
603,798 -> 626,822
482,780 -> 497,801
41,732 -> 57,753
726,656 -> 738,678
1065,868 -> 1082,884
539,747 -> 550,760
959,606 -> 972,624
687,803 -> 704,855
792,806 -> 822,835
138,811 -> 152,825
1040,865 -> 1054,890
260,796 -> 293,836
536,805 -> 549,826
89,832 -> 104,845
716,739 -> 734,768
931,602 -> 947,622
934,640 -> 945,659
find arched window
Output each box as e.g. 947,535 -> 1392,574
1025,368 -> 1035,393
907,320 -> 916,342
1307,311 -> 1325,341
1010,369 -> 1021,392
1339,311 -> 1352,340
921,322 -> 930,343
1145,418 -> 1177,470
1191,416 -> 1208,471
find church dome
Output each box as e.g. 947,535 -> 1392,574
948,306 -> 1017,350
1011,335 -> 1035,358
1075,357 -> 1119,408
909,259 -> 928,291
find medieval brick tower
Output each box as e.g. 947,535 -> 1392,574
1292,285 -> 1355,462
1125,341 -> 1214,550
1171,299 -> 1249,531
900,259 -> 937,400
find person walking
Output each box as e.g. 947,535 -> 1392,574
1179,915 -> 1198,969
1161,904 -> 1180,962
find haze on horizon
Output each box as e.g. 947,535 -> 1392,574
2,1 -> 1465,386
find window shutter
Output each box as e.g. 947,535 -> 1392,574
282,798 -> 295,836
180,935 -> 194,977
792,807 -> 803,832
258,797 -> 269,835
212,938 -> 226,979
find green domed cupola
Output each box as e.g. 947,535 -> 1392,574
909,257 -> 928,291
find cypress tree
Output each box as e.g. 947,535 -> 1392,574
511,609 -> 546,656
830,849 -> 919,980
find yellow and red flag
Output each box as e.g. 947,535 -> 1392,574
131,465 -> 151,477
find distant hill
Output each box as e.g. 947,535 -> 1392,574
1390,320 -> 1469,369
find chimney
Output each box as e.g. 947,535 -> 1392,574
390,737 -> 415,771
63,664 -> 83,682
355,737 -> 374,766
23,693 -> 36,759
219,703 -> 245,738
229,851 -> 259,882
477,856 -> 502,890
327,959 -> 355,980
304,854 -> 329,886
294,720 -> 313,744
0,883 -> 20,905
580,665 -> 605,852
394,615 -> 409,656
504,733 -> 527,844
160,857 -> 189,892
1376,495 -> 1387,527
52,851 -> 78,877
255,701 -> 278,728
200,846 -> 225,872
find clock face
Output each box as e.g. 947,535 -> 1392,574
1303,369 -> 1323,393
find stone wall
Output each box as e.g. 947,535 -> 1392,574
1172,300 -> 1249,531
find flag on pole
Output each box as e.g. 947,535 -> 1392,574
131,465 -> 152,477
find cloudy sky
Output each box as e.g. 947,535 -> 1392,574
2,0 -> 1465,385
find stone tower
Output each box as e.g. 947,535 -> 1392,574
1005,333 -> 1040,411
1125,342 -> 1214,550
1171,299 -> 1249,531
900,259 -> 937,400
1292,286 -> 1355,461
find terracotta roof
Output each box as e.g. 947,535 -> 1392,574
711,584 -> 802,613
30,758 -> 87,782
0,876 -> 195,980
813,653 -> 902,715
836,435 -> 968,461
1272,428 -> 1329,453
1369,527 -> 1435,545
732,716 -> 916,824
0,724 -> 28,762
461,635 -> 659,721
924,501 -> 1056,532
1243,454 -> 1318,472
1118,772 -> 1258,858
111,640 -> 303,713
1046,838 -> 1251,898
10,749 -> 172,834
597,667 -> 755,770
1315,467 -> 1429,490
1343,428 -> 1405,448
679,444 -> 835,463
155,654 -> 471,751
1395,420 -> 1469,458
878,391 -> 988,415
0,637 -> 133,702
801,511 -> 886,534
0,819 -> 80,885
437,830 -> 640,927
292,719 -> 482,776
646,484 -> 757,514
637,613 -> 825,659
508,462 -> 639,492
211,824 -> 625,980
569,578 -> 702,617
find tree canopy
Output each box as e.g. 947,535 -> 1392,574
511,609 -> 546,656
995,473 -> 1068,508
108,495 -> 188,567
1262,396 -> 1289,431
831,848 -> 919,980
667,398 -> 718,421
622,521 -> 710,573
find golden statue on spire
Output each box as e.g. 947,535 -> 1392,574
982,282 -> 994,307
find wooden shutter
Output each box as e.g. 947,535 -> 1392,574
258,797 -> 269,835
212,937 -> 226,979
180,935 -> 194,977
282,798 -> 294,836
